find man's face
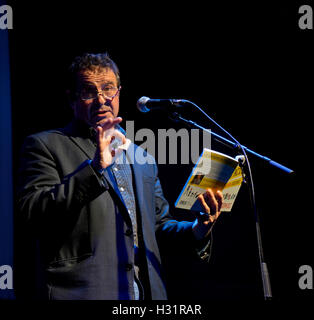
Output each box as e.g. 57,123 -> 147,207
71,67 -> 120,128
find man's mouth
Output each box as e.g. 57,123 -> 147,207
91,109 -> 114,119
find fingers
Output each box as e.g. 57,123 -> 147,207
93,118 -> 125,169
95,117 -> 122,132
111,130 -> 126,145
96,118 -> 124,144
100,117 -> 122,131
204,189 -> 218,216
197,194 -> 210,214
95,125 -> 103,145
198,189 -> 223,216
192,190 -> 223,237
216,190 -> 223,212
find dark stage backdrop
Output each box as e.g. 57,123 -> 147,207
2,0 -> 313,304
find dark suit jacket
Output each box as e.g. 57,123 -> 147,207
16,119 -> 209,300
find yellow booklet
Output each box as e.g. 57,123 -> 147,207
175,149 -> 243,212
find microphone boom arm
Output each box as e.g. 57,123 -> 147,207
171,112 -> 294,174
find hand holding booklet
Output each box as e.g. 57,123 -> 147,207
175,149 -> 244,212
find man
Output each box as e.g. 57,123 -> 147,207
17,53 -> 223,300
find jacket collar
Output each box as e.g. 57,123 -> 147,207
63,119 -> 96,160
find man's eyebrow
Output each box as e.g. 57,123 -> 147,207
82,81 -> 116,86
101,81 -> 115,86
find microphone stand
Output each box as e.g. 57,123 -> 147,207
168,103 -> 293,300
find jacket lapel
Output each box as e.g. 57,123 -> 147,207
63,120 -> 96,160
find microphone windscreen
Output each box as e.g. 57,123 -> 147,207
136,96 -> 150,113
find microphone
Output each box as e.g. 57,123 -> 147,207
137,96 -> 188,113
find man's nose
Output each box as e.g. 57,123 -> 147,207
96,92 -> 111,105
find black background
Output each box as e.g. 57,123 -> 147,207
6,0 -> 314,305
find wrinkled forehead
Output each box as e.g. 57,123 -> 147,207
76,67 -> 118,87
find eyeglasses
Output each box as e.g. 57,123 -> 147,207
78,85 -> 121,101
